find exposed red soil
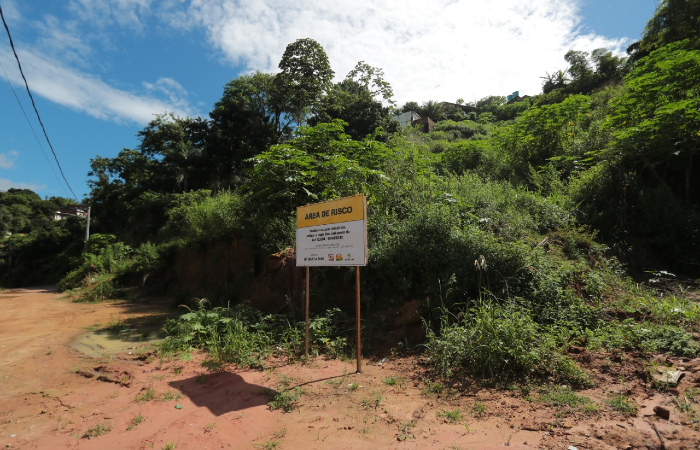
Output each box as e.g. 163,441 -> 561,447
1,288 -> 699,449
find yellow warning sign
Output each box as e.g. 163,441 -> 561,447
296,194 -> 366,228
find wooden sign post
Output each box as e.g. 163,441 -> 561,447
296,194 -> 367,373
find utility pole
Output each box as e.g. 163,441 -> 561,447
84,206 -> 91,249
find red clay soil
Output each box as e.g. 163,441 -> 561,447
1,288 -> 699,449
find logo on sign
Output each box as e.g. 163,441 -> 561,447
328,254 -> 335,261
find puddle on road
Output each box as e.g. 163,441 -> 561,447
71,327 -> 165,359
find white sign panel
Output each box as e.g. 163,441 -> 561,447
296,195 -> 367,267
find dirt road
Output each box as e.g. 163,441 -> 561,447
1,288 -> 698,449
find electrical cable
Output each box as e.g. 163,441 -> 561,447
0,4 -> 79,202
0,58 -> 72,199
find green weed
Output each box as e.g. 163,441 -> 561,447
382,376 -> 397,386
127,414 -> 144,431
360,393 -> 382,410
135,387 -> 156,402
82,422 -> 112,439
471,402 -> 487,418
424,380 -> 444,395
268,388 -> 303,412
606,394 -> 637,417
438,409 -> 462,423
396,421 -> 415,441
160,391 -> 182,401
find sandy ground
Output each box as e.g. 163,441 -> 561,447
1,288 -> 699,449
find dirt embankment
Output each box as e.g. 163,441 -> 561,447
152,241 -> 304,313
1,288 -> 699,449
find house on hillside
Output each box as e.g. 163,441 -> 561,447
392,111 -> 435,133
393,111 -> 421,128
411,116 -> 435,133
54,205 -> 87,220
440,101 -> 476,113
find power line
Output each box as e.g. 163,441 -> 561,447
0,58 -> 72,199
0,4 -> 79,202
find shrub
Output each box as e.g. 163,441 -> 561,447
57,234 -> 133,292
425,300 -> 592,385
434,120 -> 491,140
160,190 -> 245,244
425,301 -> 540,380
439,141 -> 488,174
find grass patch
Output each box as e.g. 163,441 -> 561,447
82,422 -> 112,439
606,394 -> 638,417
127,414 -> 144,431
537,385 -> 590,408
360,393 -> 382,410
397,421 -> 415,441
160,391 -> 182,401
382,376 -> 397,386
438,409 -> 462,423
268,388 -> 303,412
135,387 -> 157,402
424,380 -> 444,395
535,384 -> 599,417
471,402 -> 487,418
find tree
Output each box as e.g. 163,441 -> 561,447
87,148 -> 163,239
541,70 -> 568,94
493,95 -> 591,183
344,61 -> 395,105
640,0 -> 700,54
418,100 -> 444,121
591,49 -> 627,81
564,50 -> 596,93
137,113 -> 208,192
310,62 -> 398,140
245,120 -> 388,212
310,80 -> 398,140
475,96 -> 507,114
208,72 -> 291,187
276,38 -> 334,125
401,101 -> 420,113
608,39 -> 700,203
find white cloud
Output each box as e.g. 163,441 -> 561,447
0,151 -> 19,169
143,78 -> 191,111
0,178 -> 46,192
0,0 -> 21,23
0,45 -> 200,124
67,0 -> 155,32
34,15 -> 95,68
165,0 -> 628,104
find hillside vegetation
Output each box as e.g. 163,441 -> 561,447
1,0 -> 699,386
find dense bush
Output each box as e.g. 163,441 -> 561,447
425,300 -> 591,385
160,303 -> 352,366
160,190 -> 245,244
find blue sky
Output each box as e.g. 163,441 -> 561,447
0,0 -> 659,201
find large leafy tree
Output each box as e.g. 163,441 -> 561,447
493,95 -> 592,183
87,149 -> 161,239
310,62 -> 398,140
137,113 -> 209,192
276,38 -> 334,125
245,120 -> 388,212
208,72 -> 291,187
638,0 -> 700,56
0,189 -> 71,234
608,39 -> 700,203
